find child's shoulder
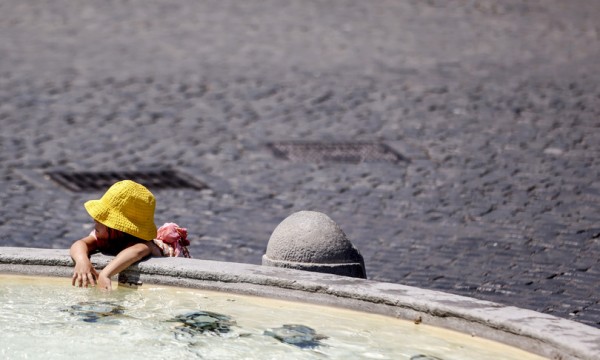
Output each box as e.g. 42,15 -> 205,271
79,231 -> 100,251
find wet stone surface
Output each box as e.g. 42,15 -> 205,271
410,355 -> 444,360
62,301 -> 126,323
264,324 -> 327,348
0,0 -> 599,328
169,311 -> 236,337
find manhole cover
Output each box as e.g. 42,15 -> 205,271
44,170 -> 207,192
267,142 -> 405,164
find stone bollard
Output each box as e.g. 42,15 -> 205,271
262,211 -> 367,278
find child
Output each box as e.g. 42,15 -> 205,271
70,180 -> 162,291
153,222 -> 191,258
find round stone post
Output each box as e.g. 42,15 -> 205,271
262,211 -> 367,278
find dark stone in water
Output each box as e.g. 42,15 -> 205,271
169,311 -> 235,336
264,324 -> 327,348
411,355 -> 444,360
62,301 -> 126,323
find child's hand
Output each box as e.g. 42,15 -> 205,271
72,261 -> 99,288
97,274 -> 112,291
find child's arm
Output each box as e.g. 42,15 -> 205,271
97,242 -> 155,291
70,235 -> 99,288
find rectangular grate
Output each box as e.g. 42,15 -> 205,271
267,142 -> 406,164
44,169 -> 208,192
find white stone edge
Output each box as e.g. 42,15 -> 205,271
0,247 -> 598,360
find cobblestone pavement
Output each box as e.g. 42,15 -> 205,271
1,0 -> 599,328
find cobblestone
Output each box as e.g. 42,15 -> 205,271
1,0 -> 599,328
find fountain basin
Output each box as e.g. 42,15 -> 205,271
1,247 -> 599,359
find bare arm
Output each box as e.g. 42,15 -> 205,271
70,235 -> 99,287
97,242 -> 153,291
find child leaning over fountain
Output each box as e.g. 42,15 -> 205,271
70,180 -> 190,292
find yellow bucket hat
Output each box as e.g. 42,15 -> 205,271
84,180 -> 157,241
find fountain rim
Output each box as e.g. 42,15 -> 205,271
0,247 -> 598,360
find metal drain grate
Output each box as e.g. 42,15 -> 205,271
267,142 -> 405,164
45,170 -> 207,192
